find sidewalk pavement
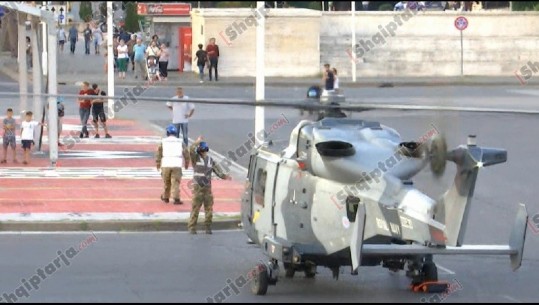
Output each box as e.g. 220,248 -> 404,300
1,51 -> 537,88
0,116 -> 243,231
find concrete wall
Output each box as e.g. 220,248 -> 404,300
321,11 -> 539,77
191,8 -> 321,77
192,9 -> 539,77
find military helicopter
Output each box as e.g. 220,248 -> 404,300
240,91 -> 529,295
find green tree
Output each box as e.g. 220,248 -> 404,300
378,3 -> 394,11
79,1 -> 92,22
123,2 -> 140,32
511,1 -> 539,10
216,1 -> 255,8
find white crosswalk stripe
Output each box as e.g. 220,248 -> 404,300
0,168 -> 194,179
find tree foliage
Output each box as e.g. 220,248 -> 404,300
123,1 -> 140,32
79,1 -> 93,22
511,1 -> 539,11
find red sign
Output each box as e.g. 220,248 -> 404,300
454,16 -> 468,31
137,3 -> 191,16
179,27 -> 192,72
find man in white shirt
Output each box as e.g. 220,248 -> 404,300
166,87 -> 195,146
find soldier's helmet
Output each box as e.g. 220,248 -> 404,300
166,124 -> 177,136
197,141 -> 209,153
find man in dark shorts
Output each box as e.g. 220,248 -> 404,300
91,84 -> 112,139
2,108 -> 17,164
20,111 -> 41,165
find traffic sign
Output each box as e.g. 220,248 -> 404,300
454,16 -> 468,31
59,14 -> 64,20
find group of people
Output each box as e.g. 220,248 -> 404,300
322,63 -> 340,94
77,82 -> 112,139
194,38 -> 220,83
111,32 -> 171,82
1,109 -> 43,165
58,23 -> 103,55
155,86 -> 230,234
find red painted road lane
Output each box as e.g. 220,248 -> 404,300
0,117 -> 244,214
59,117 -> 157,137
0,179 -> 243,213
0,159 -> 154,168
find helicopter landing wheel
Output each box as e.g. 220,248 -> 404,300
421,262 -> 438,282
304,263 -> 317,278
250,263 -> 269,295
284,263 -> 295,278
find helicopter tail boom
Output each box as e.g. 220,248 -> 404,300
361,203 -> 527,271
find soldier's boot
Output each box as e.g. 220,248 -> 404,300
189,228 -> 197,234
205,225 -> 212,235
161,195 -> 169,203
173,198 -> 183,205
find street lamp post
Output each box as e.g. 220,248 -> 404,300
351,1 -> 356,82
107,1 -> 115,119
255,1 -> 265,146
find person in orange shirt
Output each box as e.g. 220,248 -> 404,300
78,82 -> 95,138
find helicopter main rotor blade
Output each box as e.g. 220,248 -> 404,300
1,92 -> 537,114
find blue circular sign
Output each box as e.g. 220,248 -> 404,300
59,14 -> 64,20
454,16 -> 468,31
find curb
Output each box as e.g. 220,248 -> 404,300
60,80 -> 537,88
1,62 -> 534,88
0,218 -> 242,232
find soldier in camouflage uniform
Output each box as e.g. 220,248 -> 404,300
156,124 -> 190,205
188,136 -> 231,234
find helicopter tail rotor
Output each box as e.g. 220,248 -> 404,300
428,134 -> 448,178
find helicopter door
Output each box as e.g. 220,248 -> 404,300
251,156 -> 278,239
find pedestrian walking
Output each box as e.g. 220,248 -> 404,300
57,26 -> 66,53
56,97 -> 65,147
206,38 -> 220,81
1,108 -> 17,164
166,87 -> 194,147
188,136 -> 231,234
83,24 -> 92,55
133,38 -> 147,80
158,43 -> 170,81
195,43 -> 207,83
26,37 -> 32,70
321,63 -> 335,95
117,39 -> 129,79
127,34 -> 137,71
155,124 -> 190,205
20,111 -> 41,165
91,84 -> 112,139
78,82 -> 95,138
332,68 -> 340,93
92,25 -> 103,55
68,24 -> 78,54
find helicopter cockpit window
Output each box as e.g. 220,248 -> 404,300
254,168 -> 267,207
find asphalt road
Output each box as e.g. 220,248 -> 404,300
1,78 -> 539,302
0,231 -> 537,303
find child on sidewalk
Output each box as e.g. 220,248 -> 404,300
20,111 -> 41,165
1,108 -> 18,164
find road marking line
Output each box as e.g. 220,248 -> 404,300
436,263 -> 456,275
0,230 -> 243,235
502,295 -> 521,303
0,198 -> 240,202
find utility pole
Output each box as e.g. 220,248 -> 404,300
255,1 -> 265,146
